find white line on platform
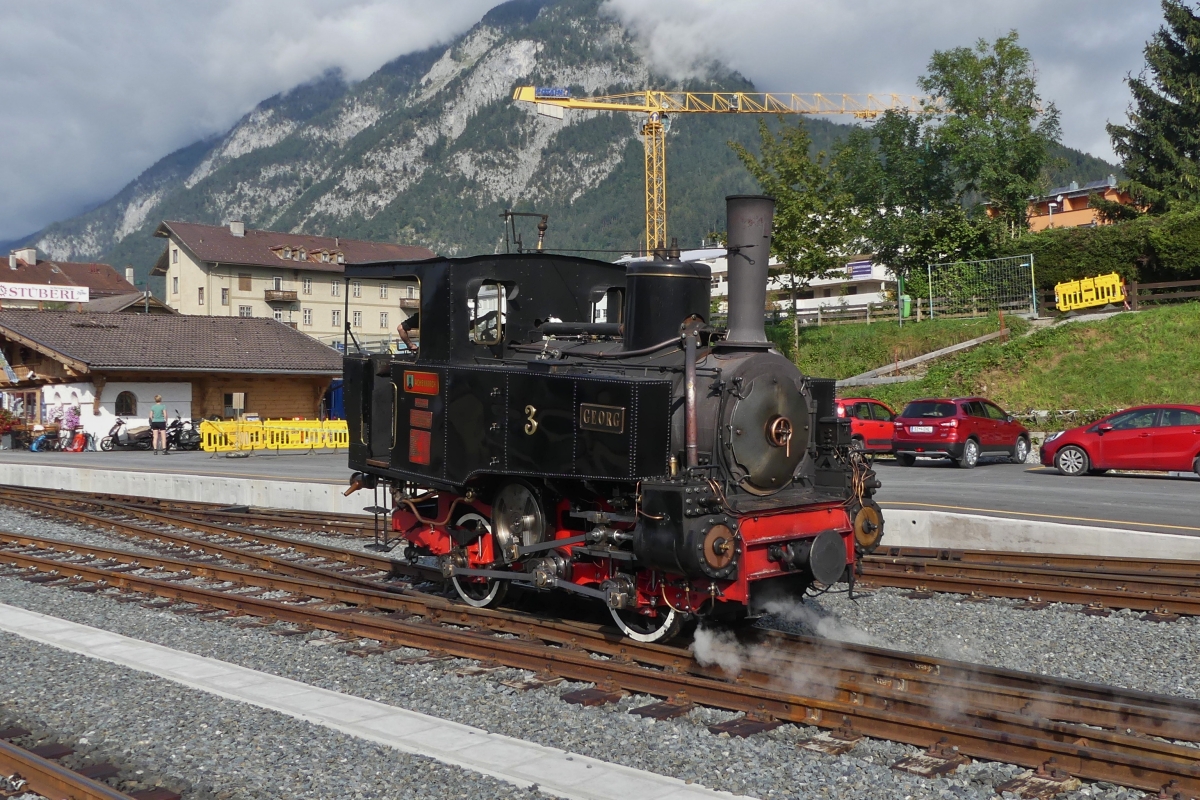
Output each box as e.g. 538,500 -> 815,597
0,603 -> 752,800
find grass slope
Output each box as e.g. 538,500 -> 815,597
852,303 -> 1200,416
768,314 -> 1028,380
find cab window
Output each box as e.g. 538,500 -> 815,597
470,281 -> 506,345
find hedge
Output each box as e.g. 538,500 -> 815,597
995,206 -> 1200,288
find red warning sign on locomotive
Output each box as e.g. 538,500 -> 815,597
403,370 -> 439,395
408,429 -> 432,465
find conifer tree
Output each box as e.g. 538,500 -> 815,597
1108,0 -> 1200,211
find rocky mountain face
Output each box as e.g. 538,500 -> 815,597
28,0 -> 1119,287
32,0 -> 776,284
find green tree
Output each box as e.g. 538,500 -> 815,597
1107,0 -> 1200,212
731,119 -> 855,352
834,111 -> 995,289
919,31 -> 1061,233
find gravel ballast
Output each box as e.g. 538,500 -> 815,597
1,504 -> 1194,798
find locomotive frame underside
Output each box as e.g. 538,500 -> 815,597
342,221 -> 882,643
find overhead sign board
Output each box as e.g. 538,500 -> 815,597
0,282 -> 90,303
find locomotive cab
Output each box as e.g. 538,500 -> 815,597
343,195 -> 882,642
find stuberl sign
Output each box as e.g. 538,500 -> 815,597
0,282 -> 90,303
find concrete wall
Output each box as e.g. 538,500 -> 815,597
882,507 -> 1200,561
0,463 -> 369,515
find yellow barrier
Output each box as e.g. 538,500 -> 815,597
199,419 -> 349,452
1055,272 -> 1126,311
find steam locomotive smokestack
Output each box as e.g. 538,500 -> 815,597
724,195 -> 775,345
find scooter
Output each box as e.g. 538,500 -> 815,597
166,412 -> 201,451
100,417 -> 152,451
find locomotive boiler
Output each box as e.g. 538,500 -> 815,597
343,195 -> 883,642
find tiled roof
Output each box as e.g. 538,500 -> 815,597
54,261 -> 137,296
84,292 -> 176,313
1,258 -> 135,297
0,311 -> 342,374
153,221 -> 435,274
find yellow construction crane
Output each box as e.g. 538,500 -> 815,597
513,87 -> 939,251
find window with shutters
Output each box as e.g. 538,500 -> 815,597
238,274 -> 252,291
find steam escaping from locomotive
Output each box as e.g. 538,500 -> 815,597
340,191 -> 884,643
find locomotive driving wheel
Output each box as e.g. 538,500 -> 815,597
609,606 -> 682,644
450,512 -> 510,608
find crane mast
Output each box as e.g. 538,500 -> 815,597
513,87 -> 939,252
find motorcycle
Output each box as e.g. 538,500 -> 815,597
99,417 -> 153,451
166,412 -> 201,451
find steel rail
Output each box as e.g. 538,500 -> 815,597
860,560 -> 1200,616
866,555 -> 1200,593
6,529 -> 1199,743
4,543 -> 1199,794
0,491 -> 433,589
871,546 -> 1200,579
0,485 -> 374,537
0,738 -> 135,800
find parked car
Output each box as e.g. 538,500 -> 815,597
836,398 -> 897,454
892,397 -> 1030,468
1040,404 -> 1200,477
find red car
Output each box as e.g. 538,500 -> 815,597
1040,404 -> 1200,476
892,397 -> 1030,469
836,398 -> 896,454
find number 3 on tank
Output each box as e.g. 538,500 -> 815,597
524,405 -> 538,435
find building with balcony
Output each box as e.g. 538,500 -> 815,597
654,250 -> 896,320
991,174 -> 1137,232
151,221 -> 434,347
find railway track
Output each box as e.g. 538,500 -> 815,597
0,730 -> 159,800
2,539 -> 1199,794
2,486 -> 1200,795
862,546 -> 1200,618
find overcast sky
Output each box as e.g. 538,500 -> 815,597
0,0 -> 1167,242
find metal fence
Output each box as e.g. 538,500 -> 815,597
920,254 -> 1037,318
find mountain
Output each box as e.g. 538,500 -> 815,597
24,0 -> 1120,292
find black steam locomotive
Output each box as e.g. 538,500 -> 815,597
343,196 -> 883,642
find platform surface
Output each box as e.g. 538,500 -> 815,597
0,603 -> 747,800
0,448 -> 352,485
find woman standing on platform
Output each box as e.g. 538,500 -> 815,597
150,395 -> 168,454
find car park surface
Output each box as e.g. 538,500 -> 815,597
836,397 -> 896,453
872,459 -> 1200,535
892,396 -> 1030,469
1040,404 -> 1200,476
